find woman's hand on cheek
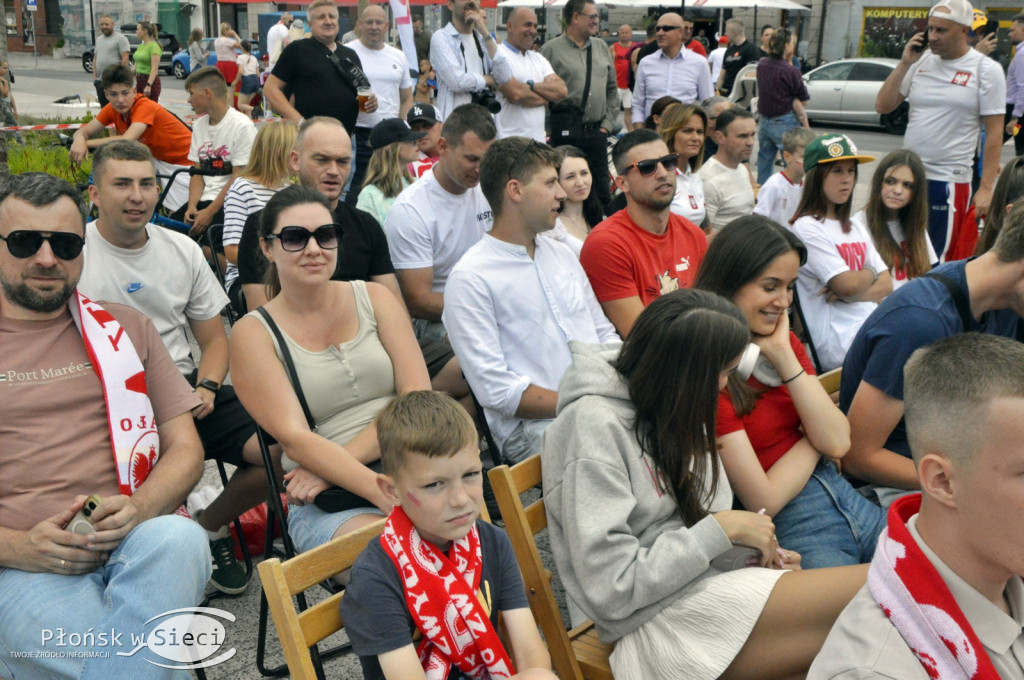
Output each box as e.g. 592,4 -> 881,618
751,307 -> 791,366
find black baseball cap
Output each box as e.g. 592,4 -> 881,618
369,119 -> 426,150
406,103 -> 440,126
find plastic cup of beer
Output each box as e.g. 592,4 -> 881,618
358,87 -> 372,113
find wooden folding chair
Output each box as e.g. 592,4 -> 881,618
488,458 -> 613,680
258,517 -> 387,680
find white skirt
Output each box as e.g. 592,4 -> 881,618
610,567 -> 785,680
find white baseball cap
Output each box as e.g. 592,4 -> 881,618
929,0 -> 974,27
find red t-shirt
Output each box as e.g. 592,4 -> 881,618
96,94 -> 192,166
716,332 -> 817,471
613,41 -> 637,89
580,208 -> 708,306
685,39 -> 707,57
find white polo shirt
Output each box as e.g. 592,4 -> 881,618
495,42 -> 556,142
346,40 -> 415,128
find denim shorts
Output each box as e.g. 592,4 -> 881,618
240,74 -> 260,95
287,502 -> 383,554
772,458 -> 886,569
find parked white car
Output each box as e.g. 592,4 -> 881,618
803,58 -> 908,135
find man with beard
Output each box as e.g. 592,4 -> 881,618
699,106 -> 757,234
0,173 -> 210,679
579,129 -> 709,338
430,0 -> 509,119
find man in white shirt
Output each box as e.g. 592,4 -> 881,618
708,35 -> 728,87
386,103 -> 496,342
631,12 -> 713,129
876,0 -> 1006,262
429,0 -> 510,119
266,12 -> 293,71
444,137 -> 619,464
79,140 -> 258,596
495,8 -> 567,142
810,333 -> 1024,680
699,106 -> 756,233
346,5 -> 415,201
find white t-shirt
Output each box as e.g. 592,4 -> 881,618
791,215 -> 888,371
267,22 -> 288,68
238,53 -> 259,77
851,210 -> 938,292
670,165 -> 706,227
900,48 -> 1006,183
346,40 -> 415,128
385,168 -> 493,292
699,157 -> 755,233
708,46 -> 726,85
213,36 -> 237,62
495,42 -> 555,142
188,108 -> 257,202
754,171 -> 803,226
443,234 -> 618,449
79,222 -> 229,375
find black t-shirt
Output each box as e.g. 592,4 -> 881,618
236,201 -> 395,287
339,520 -> 529,680
271,38 -> 363,134
720,40 -> 761,94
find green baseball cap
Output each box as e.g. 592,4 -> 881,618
803,134 -> 875,173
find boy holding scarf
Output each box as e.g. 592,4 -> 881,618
810,333 -> 1024,680
340,391 -> 556,680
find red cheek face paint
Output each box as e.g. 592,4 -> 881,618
405,491 -> 423,507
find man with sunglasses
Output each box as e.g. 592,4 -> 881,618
631,12 -> 714,131
444,137 -> 619,465
541,0 -> 620,211
77,140 -> 256,597
579,129 -> 708,338
0,173 -> 211,678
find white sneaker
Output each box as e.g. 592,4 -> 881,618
187,485 -> 223,517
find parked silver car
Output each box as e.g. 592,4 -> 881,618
803,58 -> 908,135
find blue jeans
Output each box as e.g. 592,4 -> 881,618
757,112 -> 799,185
772,459 -> 886,569
0,515 -> 210,680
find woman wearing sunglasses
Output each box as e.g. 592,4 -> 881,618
230,185 -> 430,555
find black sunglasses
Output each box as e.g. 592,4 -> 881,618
624,153 -> 679,177
264,224 -> 341,252
656,25 -> 683,32
0,230 -> 85,260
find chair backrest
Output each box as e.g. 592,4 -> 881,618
257,517 -> 386,680
818,367 -> 842,397
488,459 -> 584,680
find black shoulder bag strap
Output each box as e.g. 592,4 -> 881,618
580,41 -> 593,115
325,41 -> 371,92
256,306 -> 317,432
921,272 -> 974,331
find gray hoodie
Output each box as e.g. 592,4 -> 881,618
541,341 -> 735,644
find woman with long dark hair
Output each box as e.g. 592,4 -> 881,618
790,134 -> 891,371
856,149 -> 935,290
975,156 -> 1024,255
542,288 -> 867,680
696,216 -> 885,569
230,185 -> 430,554
547,145 -> 602,255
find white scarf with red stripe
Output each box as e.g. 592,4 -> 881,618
379,506 -> 514,680
71,292 -> 161,497
868,494 -> 1001,680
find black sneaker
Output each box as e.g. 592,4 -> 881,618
209,527 -> 247,595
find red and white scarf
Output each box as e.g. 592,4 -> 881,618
70,292 -> 161,497
868,494 -> 1001,680
379,506 -> 514,680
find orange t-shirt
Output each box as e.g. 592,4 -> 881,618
96,94 -> 192,166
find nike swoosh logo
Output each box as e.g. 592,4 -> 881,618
126,282 -> 145,294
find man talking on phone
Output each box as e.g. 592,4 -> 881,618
0,173 -> 210,679
875,0 -> 1005,263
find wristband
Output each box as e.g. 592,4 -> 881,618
864,265 -> 879,284
781,369 -> 805,384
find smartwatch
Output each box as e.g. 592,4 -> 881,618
197,379 -> 221,393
